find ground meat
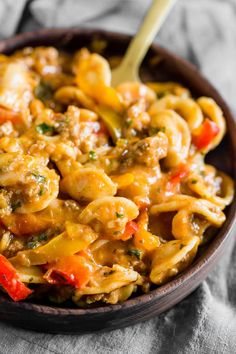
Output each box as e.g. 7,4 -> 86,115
120,132 -> 168,167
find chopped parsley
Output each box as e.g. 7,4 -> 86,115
127,249 -> 141,260
149,127 -> 159,136
116,212 -> 124,218
11,200 -> 22,212
113,231 -> 121,236
159,127 -> 166,133
149,126 -> 166,135
27,241 -> 39,249
125,118 -> 133,128
38,232 -> 48,242
89,150 -> 97,161
136,141 -> 149,153
104,270 -> 116,277
64,114 -> 70,124
38,186 -> 45,196
190,179 -> 198,184
31,173 -> 47,184
34,82 -> 53,102
36,123 -> 55,135
157,91 -> 168,99
27,232 -> 47,249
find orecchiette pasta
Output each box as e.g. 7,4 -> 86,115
0,46 -> 233,306
150,109 -> 191,167
60,168 -> 117,202
148,95 -> 203,131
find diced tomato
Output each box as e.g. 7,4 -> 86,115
0,107 -> 22,125
135,199 -> 150,210
44,269 -> 75,285
167,163 -> 189,189
192,119 -> 220,150
0,255 -> 32,301
120,221 -> 139,241
44,255 -> 93,289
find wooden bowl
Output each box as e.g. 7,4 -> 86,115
0,28 -> 235,334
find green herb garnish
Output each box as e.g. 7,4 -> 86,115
37,232 -> 48,242
27,241 -> 39,249
104,270 -> 116,276
149,126 -> 166,135
27,232 -> 47,249
34,82 -> 53,102
38,186 -> 45,196
116,212 -> 124,218
11,200 -> 22,212
36,123 -> 55,135
125,118 -> 133,128
127,249 -> 141,260
191,179 -> 198,184
113,231 -> 121,235
157,91 -> 168,99
149,127 -> 160,136
89,150 -> 97,161
159,127 -> 166,133
31,173 -> 47,184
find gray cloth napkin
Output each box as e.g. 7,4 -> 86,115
0,0 -> 236,353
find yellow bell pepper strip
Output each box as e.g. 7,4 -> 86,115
10,222 -> 98,267
44,254 -> 93,289
110,173 -> 134,190
94,84 -> 124,112
0,255 -> 33,301
97,105 -> 123,143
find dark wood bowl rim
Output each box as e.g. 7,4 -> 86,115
0,28 -> 235,316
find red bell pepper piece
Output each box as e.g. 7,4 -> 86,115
120,221 -> 139,241
44,255 -> 93,289
0,255 -> 32,301
0,107 -> 22,125
167,163 -> 189,189
192,119 -> 220,150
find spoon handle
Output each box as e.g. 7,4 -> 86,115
112,0 -> 177,84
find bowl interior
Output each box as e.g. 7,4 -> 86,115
0,28 -> 235,312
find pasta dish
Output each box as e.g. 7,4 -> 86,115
0,46 -> 234,306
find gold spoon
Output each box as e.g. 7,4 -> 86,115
111,0 -> 177,86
